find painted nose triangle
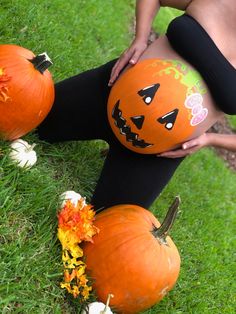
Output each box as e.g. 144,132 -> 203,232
131,115 -> 145,129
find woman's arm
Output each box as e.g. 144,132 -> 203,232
157,132 -> 236,158
109,0 -> 192,85
135,0 -> 161,45
109,0 -> 160,86
207,133 -> 236,151
135,0 -> 193,42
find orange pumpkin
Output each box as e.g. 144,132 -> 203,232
82,197 -> 181,314
0,44 -> 54,140
107,58 -> 205,154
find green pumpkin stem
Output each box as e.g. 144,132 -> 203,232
152,196 -> 180,245
30,52 -> 53,74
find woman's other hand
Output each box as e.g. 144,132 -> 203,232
108,39 -> 147,86
157,133 -> 210,158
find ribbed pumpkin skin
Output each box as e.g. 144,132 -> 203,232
82,204 -> 181,314
0,44 -> 54,140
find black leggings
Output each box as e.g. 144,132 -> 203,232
37,59 -> 184,211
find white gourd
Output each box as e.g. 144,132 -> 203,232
81,301 -> 113,314
81,294 -> 114,314
9,139 -> 37,168
60,190 -> 86,207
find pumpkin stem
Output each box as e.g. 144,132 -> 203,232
26,143 -> 36,153
30,52 -> 53,74
152,196 -> 180,245
101,293 -> 114,314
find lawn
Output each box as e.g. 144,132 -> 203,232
0,1 -> 236,313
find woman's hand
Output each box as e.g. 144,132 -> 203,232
108,39 -> 148,86
157,133 -> 210,158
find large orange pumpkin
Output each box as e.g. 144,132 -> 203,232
107,58 -> 206,154
0,44 -> 55,140
82,197 -> 181,314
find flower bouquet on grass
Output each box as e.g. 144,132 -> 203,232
57,196 -> 99,301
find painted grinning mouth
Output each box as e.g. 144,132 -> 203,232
111,100 -> 153,149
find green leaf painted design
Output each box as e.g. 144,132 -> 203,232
151,59 -> 207,96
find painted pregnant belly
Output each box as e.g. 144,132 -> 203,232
107,59 -> 207,154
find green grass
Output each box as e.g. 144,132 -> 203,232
154,7 -> 183,34
1,1 -> 236,313
227,115 -> 236,130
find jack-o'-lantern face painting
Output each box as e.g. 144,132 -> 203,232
107,59 -> 207,154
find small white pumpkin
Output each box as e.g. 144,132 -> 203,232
9,139 -> 37,168
81,301 -> 113,314
59,190 -> 86,208
81,294 -> 114,314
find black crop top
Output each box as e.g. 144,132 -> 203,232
166,14 -> 236,115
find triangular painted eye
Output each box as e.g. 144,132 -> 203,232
138,84 -> 160,105
130,115 -> 145,129
157,109 -> 179,130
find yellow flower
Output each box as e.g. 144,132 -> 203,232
81,285 -> 92,300
60,282 -> 71,290
79,274 -> 88,286
71,285 -> 80,298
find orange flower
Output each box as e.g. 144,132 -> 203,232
58,199 -> 99,243
57,198 -> 99,301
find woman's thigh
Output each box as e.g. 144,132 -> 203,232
37,59 -> 117,142
91,142 -> 184,211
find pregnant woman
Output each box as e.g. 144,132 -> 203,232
38,0 -> 236,211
